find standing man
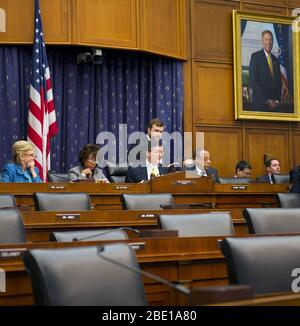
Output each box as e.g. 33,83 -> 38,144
128,118 -> 164,163
248,30 -> 282,111
256,158 -> 281,183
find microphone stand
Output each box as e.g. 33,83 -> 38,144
72,227 -> 141,241
97,245 -> 190,295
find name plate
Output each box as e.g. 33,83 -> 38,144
113,185 -> 128,190
48,185 -> 68,190
56,214 -> 80,221
129,242 -> 145,251
231,185 -> 247,190
0,248 -> 25,259
139,213 -> 157,219
172,180 -> 195,185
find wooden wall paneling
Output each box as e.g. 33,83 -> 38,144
241,0 -> 285,6
193,62 -> 241,124
140,0 -> 186,59
191,0 -> 239,62
245,129 -> 289,178
76,0 -> 138,49
288,0 -> 300,8
291,131 -> 300,166
0,0 -> 71,44
194,126 -> 243,177
241,2 -> 286,15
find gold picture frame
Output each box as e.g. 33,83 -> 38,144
233,10 -> 300,121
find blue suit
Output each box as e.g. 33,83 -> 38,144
1,163 -> 42,183
249,49 -> 282,111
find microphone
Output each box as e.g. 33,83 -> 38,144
72,227 -> 141,241
97,245 -> 191,296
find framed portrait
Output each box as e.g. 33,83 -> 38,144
233,10 -> 300,121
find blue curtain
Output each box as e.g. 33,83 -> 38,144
0,46 -> 183,172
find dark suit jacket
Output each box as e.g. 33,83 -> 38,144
249,49 -> 282,111
125,165 -> 169,183
182,165 -> 219,182
290,166 -> 300,193
255,174 -> 274,184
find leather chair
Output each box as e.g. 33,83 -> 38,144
276,193 -> 300,208
244,208 -> 300,234
220,235 -> 300,295
0,194 -> 17,209
159,213 -> 234,237
33,192 -> 91,211
23,243 -> 147,305
106,164 -> 128,183
273,174 -> 290,184
121,193 -> 174,210
0,209 -> 26,243
48,172 -> 70,182
218,178 -> 252,184
49,229 -> 128,242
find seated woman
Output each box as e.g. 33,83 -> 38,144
1,140 -> 42,183
68,144 -> 109,182
234,160 -> 252,179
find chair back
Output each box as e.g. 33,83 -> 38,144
244,208 -> 300,234
0,208 -> 26,243
0,194 -> 17,209
34,192 -> 91,211
50,229 -> 128,242
106,164 -> 128,183
23,243 -> 147,305
276,193 -> 300,208
220,235 -> 300,294
159,213 -> 234,237
121,193 -> 174,210
48,173 -> 70,182
273,174 -> 290,184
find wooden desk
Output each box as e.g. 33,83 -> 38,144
0,236 -> 227,306
0,181 -> 289,210
209,292 -> 300,306
21,209 -> 249,242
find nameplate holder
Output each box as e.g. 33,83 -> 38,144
139,229 -> 178,238
172,180 -> 195,186
114,185 -> 128,190
139,213 -> 157,219
56,214 -> 80,221
48,185 -> 68,190
129,242 -> 145,251
231,185 -> 247,190
0,248 -> 25,259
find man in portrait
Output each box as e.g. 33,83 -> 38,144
248,30 -> 282,112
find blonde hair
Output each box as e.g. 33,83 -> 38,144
12,140 -> 34,164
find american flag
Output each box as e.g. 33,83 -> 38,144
27,0 -> 58,182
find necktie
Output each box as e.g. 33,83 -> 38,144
151,166 -> 159,177
267,54 -> 273,75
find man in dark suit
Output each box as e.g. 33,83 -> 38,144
290,165 -> 300,193
248,30 -> 282,112
126,140 -> 169,183
183,149 -> 219,182
256,158 -> 281,184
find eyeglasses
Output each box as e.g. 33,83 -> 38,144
87,159 -> 97,164
25,153 -> 36,158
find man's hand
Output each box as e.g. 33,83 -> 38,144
266,99 -> 280,110
81,168 -> 92,178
